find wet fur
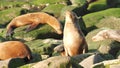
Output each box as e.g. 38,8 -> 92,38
63,11 -> 88,56
6,12 -> 63,37
0,41 -> 32,61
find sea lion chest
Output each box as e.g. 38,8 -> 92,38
63,23 -> 82,46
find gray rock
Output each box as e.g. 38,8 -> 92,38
32,56 -> 82,68
92,59 -> 120,68
79,54 -> 104,68
0,58 -> 25,68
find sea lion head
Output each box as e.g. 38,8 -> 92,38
92,30 -> 109,41
65,11 -> 78,23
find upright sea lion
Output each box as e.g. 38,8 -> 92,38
63,11 -> 88,56
0,41 -> 32,61
6,12 -> 63,37
92,29 -> 120,42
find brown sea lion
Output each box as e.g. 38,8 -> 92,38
6,12 -> 63,37
92,29 -> 120,42
63,11 -> 88,56
0,41 -> 32,61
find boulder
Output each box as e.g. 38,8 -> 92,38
95,16 -> 120,29
32,56 -> 83,68
92,59 -> 120,68
107,0 -> 120,7
0,58 -> 25,68
79,53 -> 114,68
87,0 -> 108,12
42,4 -> 66,18
79,54 -> 104,68
83,8 -> 120,32
0,8 -> 22,27
25,39 -> 62,57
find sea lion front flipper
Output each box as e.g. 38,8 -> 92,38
25,23 -> 38,32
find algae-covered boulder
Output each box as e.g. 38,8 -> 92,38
86,28 -> 120,55
42,4 -> 66,18
0,58 -> 25,68
30,0 -> 68,6
0,8 -> 22,27
79,54 -> 104,68
79,53 -> 114,68
70,0 -> 87,6
92,59 -> 120,68
87,0 -> 108,12
83,8 -> 120,32
0,1 -> 27,11
25,39 -> 62,56
95,16 -> 120,29
32,56 -> 83,68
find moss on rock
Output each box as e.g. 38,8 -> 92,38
87,0 -> 108,12
0,8 -> 22,27
42,4 -> 66,18
30,0 -> 68,6
95,16 -> 120,29
25,39 -> 62,56
83,8 -> 120,32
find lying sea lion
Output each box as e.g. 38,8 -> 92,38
63,11 -> 88,56
0,41 -> 32,61
92,29 -> 120,42
6,12 -> 63,37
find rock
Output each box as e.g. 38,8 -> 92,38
96,16 -> 120,29
32,56 -> 83,68
31,0 -> 68,5
54,44 -> 64,53
107,0 -> 120,7
19,63 -> 36,68
72,53 -> 93,63
0,8 -> 22,27
70,0 -> 87,6
79,54 -> 104,68
0,58 -> 25,68
25,39 -> 62,57
42,4 -> 66,18
87,0 -> 108,12
83,8 -> 120,32
110,64 -> 120,68
92,59 -> 120,68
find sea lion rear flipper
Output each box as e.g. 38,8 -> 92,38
6,28 -> 14,37
25,23 -> 38,32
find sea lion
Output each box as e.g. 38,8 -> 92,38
0,41 -> 32,61
6,12 -> 63,37
63,11 -> 88,56
92,29 -> 120,42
